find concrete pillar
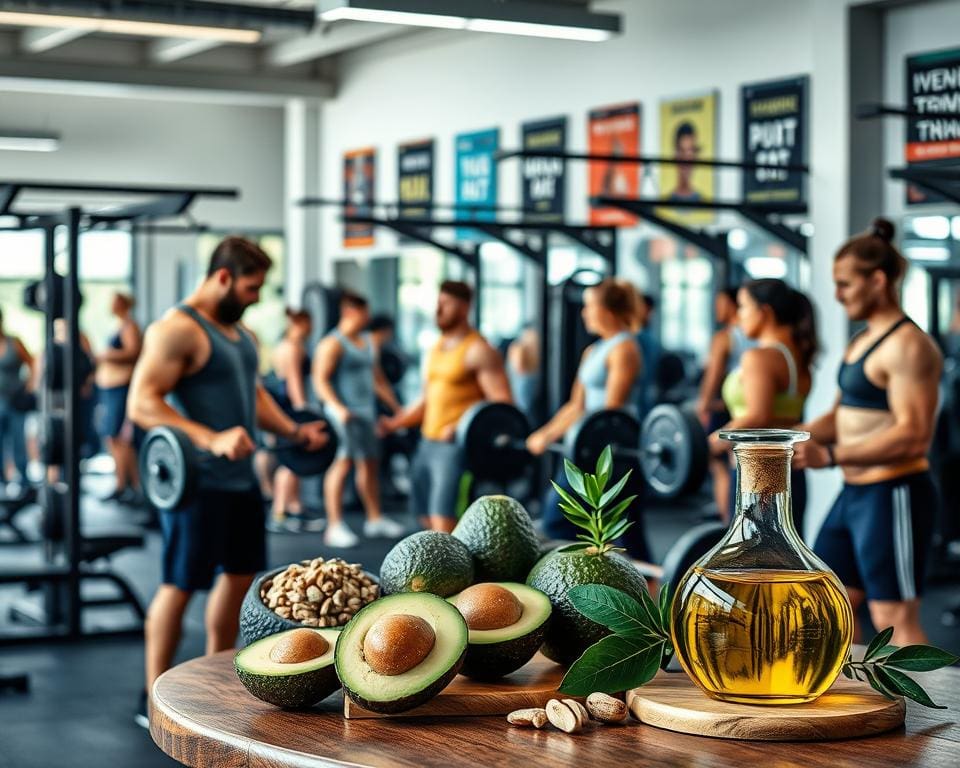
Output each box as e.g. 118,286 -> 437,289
285,98 -> 322,305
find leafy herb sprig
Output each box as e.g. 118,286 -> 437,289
558,584 -> 958,708
552,446 -> 635,555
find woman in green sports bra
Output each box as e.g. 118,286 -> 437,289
708,279 -> 819,533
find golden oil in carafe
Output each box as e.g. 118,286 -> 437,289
672,568 -> 853,705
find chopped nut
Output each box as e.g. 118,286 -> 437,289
507,708 -> 548,728
563,699 -> 589,728
545,699 -> 581,733
585,692 -> 627,723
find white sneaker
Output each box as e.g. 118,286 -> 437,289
363,517 -> 406,538
324,521 -> 359,548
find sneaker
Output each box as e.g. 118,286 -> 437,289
265,517 -> 290,534
363,516 -> 406,538
324,521 -> 359,548
134,690 -> 149,730
118,487 -> 143,506
288,514 -> 326,533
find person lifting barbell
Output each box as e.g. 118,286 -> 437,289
127,236 -> 329,727
525,278 -> 651,561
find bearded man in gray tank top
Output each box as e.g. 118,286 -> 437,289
313,290 -> 405,548
794,219 -> 942,646
127,237 -> 329,725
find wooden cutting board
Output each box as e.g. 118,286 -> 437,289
627,672 -> 906,741
343,653 -> 573,719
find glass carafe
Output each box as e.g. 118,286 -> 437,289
670,429 -> 853,705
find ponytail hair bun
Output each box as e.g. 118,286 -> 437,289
870,217 -> 895,244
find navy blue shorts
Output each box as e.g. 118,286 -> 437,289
95,384 -> 129,439
813,472 -> 937,602
160,487 -> 266,591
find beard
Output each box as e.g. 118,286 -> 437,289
216,291 -> 247,324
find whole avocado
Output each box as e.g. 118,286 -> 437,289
526,546 -> 648,664
453,495 -> 540,582
379,531 -> 474,597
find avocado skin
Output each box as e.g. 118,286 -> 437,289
379,532 -> 474,597
239,567 -> 301,647
340,648 -> 466,714
453,496 -> 540,582
234,662 -> 340,709
526,548 -> 648,665
459,619 -> 550,680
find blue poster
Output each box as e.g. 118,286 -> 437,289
455,127 -> 499,241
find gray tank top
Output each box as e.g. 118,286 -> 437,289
577,331 -> 641,416
326,330 -> 376,421
172,305 -> 259,491
0,337 -> 24,401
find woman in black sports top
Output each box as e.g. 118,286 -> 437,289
794,218 -> 942,647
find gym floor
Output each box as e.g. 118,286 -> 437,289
1,474 -> 958,768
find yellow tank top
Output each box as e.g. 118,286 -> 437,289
422,330 -> 485,440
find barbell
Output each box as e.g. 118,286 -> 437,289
456,401 -> 708,499
140,409 -> 339,511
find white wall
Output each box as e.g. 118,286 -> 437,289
0,90 -> 285,316
317,0 -> 815,267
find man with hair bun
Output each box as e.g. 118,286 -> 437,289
794,218 -> 943,645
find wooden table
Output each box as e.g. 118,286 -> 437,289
151,651 -> 960,768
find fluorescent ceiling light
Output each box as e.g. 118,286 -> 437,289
905,246 -> 950,262
908,215 -> 950,240
0,11 -> 261,43
318,1 -> 620,42
0,131 -> 60,152
745,256 -> 787,279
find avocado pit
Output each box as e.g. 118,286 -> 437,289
363,614 -> 436,675
456,583 -> 523,630
269,628 -> 330,664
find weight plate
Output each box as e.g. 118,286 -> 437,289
274,409 -> 339,477
659,521 -> 727,589
565,409 -> 640,473
141,426 -> 197,511
640,404 -> 708,499
456,401 -> 532,483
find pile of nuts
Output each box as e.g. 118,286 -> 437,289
260,557 -> 379,628
507,693 -> 627,733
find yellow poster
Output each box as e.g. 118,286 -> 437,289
658,91 -> 717,224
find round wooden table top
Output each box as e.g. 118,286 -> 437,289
150,650 -> 960,768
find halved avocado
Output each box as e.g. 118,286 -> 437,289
447,582 -> 552,680
235,627 -> 341,708
336,592 -> 468,714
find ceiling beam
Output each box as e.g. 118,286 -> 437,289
19,26 -> 91,54
148,37 -> 223,64
267,21 -> 411,68
0,56 -> 333,101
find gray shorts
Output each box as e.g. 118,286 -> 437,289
330,415 -> 380,461
410,439 -> 465,520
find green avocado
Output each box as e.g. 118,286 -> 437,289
526,546 -> 649,664
234,627 -> 341,708
379,531 -> 474,597
452,495 -> 540,582
447,582 -> 551,680
336,592 -> 468,714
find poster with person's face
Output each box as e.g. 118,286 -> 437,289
588,103 -> 640,226
658,92 -> 717,224
343,147 -> 375,248
905,46 -> 960,205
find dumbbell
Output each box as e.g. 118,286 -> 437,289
456,402 -> 708,499
140,409 -> 339,511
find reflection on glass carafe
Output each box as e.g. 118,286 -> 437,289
671,429 -> 853,705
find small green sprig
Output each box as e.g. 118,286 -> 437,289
560,584 -> 957,708
552,446 -> 635,555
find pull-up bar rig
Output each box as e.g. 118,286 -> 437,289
0,180 -> 237,645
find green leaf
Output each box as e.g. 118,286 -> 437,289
601,496 -> 634,527
584,473 -> 602,507
559,633 -> 665,696
882,646 -> 960,672
874,667 -> 946,709
605,518 -> 635,542
557,500 -> 593,523
657,583 -> 672,636
636,586 -> 664,635
863,627 -> 895,661
841,665 -> 854,680
568,584 -> 655,636
862,666 -> 897,701
596,446 -> 613,489
598,471 -> 632,509
557,542 -> 592,553
868,644 -> 900,662
562,459 -> 586,498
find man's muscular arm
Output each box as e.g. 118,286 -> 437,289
467,339 -> 512,403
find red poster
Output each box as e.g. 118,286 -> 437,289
588,103 -> 640,226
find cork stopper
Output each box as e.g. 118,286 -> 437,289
734,444 -> 791,494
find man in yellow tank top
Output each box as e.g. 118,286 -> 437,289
380,281 -> 512,532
